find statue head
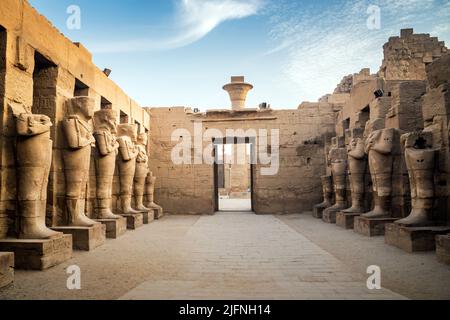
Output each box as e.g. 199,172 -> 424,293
137,133 -> 148,146
117,124 -> 138,142
67,97 -> 95,120
94,109 -> 118,134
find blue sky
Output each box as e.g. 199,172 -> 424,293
29,0 -> 450,110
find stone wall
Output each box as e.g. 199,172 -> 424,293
148,104 -> 336,215
0,0 -> 150,235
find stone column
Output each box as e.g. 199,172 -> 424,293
116,124 -> 140,215
61,97 -> 98,227
93,109 -> 122,220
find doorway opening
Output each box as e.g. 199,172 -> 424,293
213,137 -> 255,212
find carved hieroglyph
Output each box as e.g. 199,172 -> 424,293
395,132 -> 438,226
93,109 -> 122,220
116,124 -> 140,215
342,129 -> 367,214
134,133 -> 151,213
14,112 -> 61,239
62,97 -> 98,227
362,128 -> 396,218
314,175 -> 333,211
144,171 -> 164,218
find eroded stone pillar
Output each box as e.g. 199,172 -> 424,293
61,97 -> 98,227
93,109 -> 122,220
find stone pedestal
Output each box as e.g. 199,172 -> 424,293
153,208 -> 164,220
354,216 -> 398,237
0,235 -> 72,270
436,234 -> 450,265
52,224 -> 106,251
141,211 -> 155,224
312,206 -> 327,219
96,217 -> 127,239
121,213 -> 144,230
336,212 -> 361,229
385,224 -> 450,253
322,209 -> 339,224
0,252 -> 14,288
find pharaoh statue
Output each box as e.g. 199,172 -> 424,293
362,126 -> 397,219
116,124 -> 140,215
323,137 -> 348,217
395,132 -> 438,226
62,97 -> 98,227
93,109 -> 122,220
341,128 -> 367,214
13,108 -> 61,239
144,171 -> 164,219
133,133 -> 151,213
313,175 -> 333,217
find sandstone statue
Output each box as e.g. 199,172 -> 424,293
144,171 -> 164,218
323,138 -> 348,218
341,130 -> 367,214
395,132 -> 437,226
62,97 -> 98,227
362,128 -> 396,218
134,133 -> 151,213
116,124 -> 140,215
93,109 -> 122,220
313,175 -> 333,215
14,112 -> 61,239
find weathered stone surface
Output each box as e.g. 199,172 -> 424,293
0,252 -> 14,288
354,216 -> 398,237
141,210 -> 155,225
336,212 -> 361,229
121,213 -> 144,230
426,53 -> 450,89
312,175 -> 332,219
52,224 -> 106,251
0,235 -> 72,270
436,234 -> 450,265
96,217 -> 127,239
386,224 -> 450,253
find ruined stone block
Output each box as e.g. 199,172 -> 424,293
0,252 -> 14,289
0,235 -> 72,270
385,224 -> 450,253
436,234 -> 450,265
426,53 -> 450,89
96,217 -> 127,239
52,224 -> 106,251
142,211 -> 155,224
336,212 -> 361,229
121,213 -> 144,230
354,216 -> 398,237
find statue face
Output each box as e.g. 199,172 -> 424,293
106,113 -> 118,134
71,97 -> 95,119
138,133 -> 147,146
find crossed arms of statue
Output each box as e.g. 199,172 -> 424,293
117,137 -> 139,161
62,116 -> 96,149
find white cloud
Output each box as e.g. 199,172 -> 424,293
92,0 -> 263,53
264,0 -> 450,103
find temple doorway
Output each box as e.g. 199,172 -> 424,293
213,138 -> 254,212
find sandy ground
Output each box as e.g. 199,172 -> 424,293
279,213 -> 450,300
